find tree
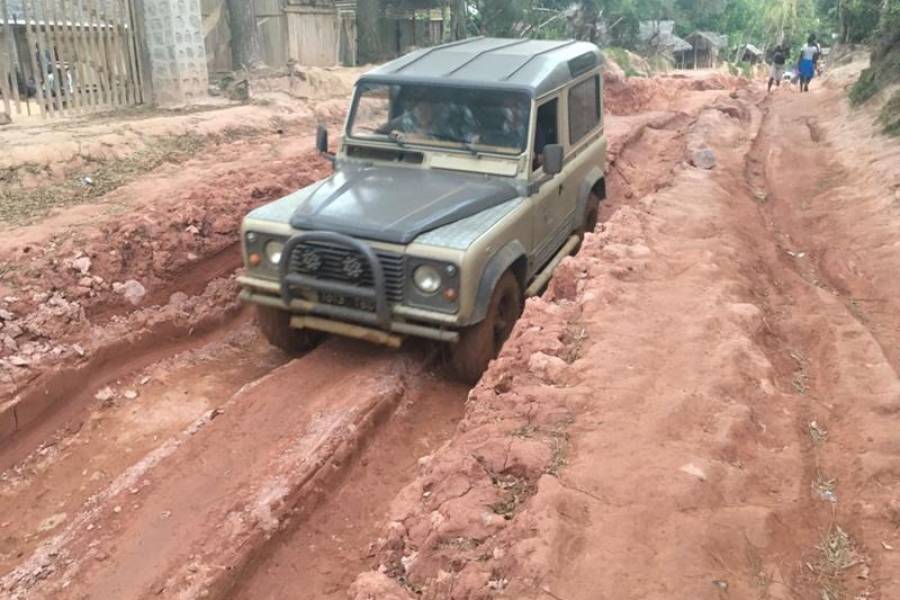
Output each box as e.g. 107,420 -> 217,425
227,0 -> 264,69
357,0 -> 385,64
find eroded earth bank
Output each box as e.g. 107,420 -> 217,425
1,59 -> 898,600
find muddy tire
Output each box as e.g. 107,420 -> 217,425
449,272 -> 523,384
573,191 -> 602,255
256,305 -> 322,354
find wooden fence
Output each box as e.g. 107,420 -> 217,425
0,0 -> 143,121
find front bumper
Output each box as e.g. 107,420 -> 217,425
239,276 -> 460,343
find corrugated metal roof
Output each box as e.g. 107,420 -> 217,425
360,37 -> 603,97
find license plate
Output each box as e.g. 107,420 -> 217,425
319,292 -> 376,312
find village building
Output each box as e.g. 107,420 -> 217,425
638,19 -> 692,66
738,43 -> 763,64
684,31 -> 727,68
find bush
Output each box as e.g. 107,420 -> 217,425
877,90 -> 900,136
605,46 -> 643,78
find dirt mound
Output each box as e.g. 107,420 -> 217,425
0,146 -> 330,401
603,69 -> 742,115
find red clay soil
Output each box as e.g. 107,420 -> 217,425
603,63 -> 743,116
3,64 -> 897,600
0,340 -> 445,600
0,136 -> 333,428
349,83 -> 900,599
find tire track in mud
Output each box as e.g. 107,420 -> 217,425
738,92 -> 899,599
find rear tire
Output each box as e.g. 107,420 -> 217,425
449,272 -> 523,384
572,191 -> 601,254
256,305 -> 322,354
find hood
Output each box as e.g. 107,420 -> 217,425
289,164 -> 519,244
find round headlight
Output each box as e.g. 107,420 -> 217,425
413,265 -> 442,294
264,240 -> 284,265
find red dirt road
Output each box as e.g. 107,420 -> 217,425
2,63 -> 898,600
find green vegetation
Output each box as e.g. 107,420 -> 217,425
468,0 -> 828,56
461,0 -> 899,135
877,90 -> 900,136
605,46 -> 643,76
847,0 -> 900,133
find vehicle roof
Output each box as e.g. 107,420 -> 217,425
358,37 -> 604,97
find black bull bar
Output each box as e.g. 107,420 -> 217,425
278,231 -> 392,329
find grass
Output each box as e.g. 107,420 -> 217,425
0,127 -> 263,226
489,474 -> 535,519
790,350 -> 809,395
812,472 -> 837,502
808,420 -> 828,446
560,322 -> 588,364
813,525 -> 859,599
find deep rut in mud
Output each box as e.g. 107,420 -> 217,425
688,89 -> 900,599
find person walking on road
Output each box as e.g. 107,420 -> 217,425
768,44 -> 788,92
797,35 -> 820,92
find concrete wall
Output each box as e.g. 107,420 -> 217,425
139,0 -> 208,106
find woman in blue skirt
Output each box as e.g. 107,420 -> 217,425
797,35 -> 820,92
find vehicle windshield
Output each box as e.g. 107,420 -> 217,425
348,82 -> 531,155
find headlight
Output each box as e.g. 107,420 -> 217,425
264,240 -> 284,265
413,265 -> 442,294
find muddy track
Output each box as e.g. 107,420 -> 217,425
741,92 -> 900,597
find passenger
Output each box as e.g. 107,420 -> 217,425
768,44 -> 787,92
488,96 -> 527,149
381,91 -> 436,139
797,35 -> 820,93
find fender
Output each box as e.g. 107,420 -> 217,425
467,239 -> 527,326
575,166 -> 606,225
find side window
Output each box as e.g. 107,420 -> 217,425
568,75 -> 601,144
532,98 -> 559,172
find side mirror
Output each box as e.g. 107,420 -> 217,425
542,144 -> 564,175
315,124 -> 329,154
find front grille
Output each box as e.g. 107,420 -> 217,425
288,241 -> 406,303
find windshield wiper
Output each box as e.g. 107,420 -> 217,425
424,131 -> 480,156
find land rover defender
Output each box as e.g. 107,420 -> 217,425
239,37 -> 608,382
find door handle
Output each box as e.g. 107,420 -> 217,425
557,184 -> 564,195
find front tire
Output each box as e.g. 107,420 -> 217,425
449,272 -> 523,384
256,305 -> 322,354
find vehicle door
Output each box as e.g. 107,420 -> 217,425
529,95 -> 570,270
564,71 -> 606,225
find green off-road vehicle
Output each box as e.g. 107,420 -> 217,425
239,37 -> 608,382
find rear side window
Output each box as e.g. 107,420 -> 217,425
568,75 -> 601,144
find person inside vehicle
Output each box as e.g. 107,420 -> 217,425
768,44 -> 788,92
797,34 -> 820,93
532,100 -> 557,171
484,95 -> 527,149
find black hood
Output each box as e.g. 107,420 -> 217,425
289,164 -> 519,244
